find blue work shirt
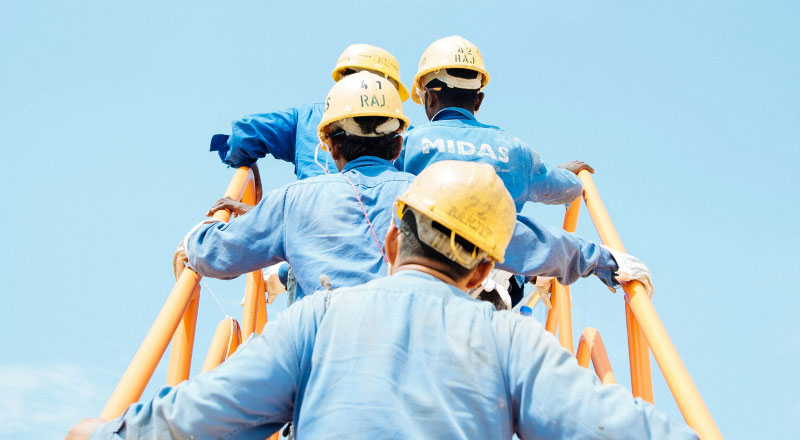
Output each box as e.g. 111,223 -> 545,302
397,108 -> 583,212
212,103 -> 333,180
188,156 -> 413,299
185,155 -> 620,299
91,270 -> 696,440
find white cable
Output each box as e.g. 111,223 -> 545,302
202,282 -> 230,318
314,141 -> 331,174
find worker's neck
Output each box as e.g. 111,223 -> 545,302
390,263 -> 469,291
432,105 -> 474,116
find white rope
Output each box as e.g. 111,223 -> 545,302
202,282 -> 230,318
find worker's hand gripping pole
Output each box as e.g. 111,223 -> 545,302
100,167 -> 256,420
166,167 -> 258,385
577,170 -> 722,439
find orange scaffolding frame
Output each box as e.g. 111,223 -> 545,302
98,167 -> 722,439
532,170 -> 722,439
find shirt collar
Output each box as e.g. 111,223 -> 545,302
341,156 -> 395,173
431,107 -> 476,122
390,269 -> 473,300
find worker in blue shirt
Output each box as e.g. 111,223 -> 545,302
399,36 -> 598,308
174,73 -> 653,301
208,43 -> 410,301
210,43 -> 410,180
178,71 -> 412,299
69,162 -> 689,440
400,35 -> 589,212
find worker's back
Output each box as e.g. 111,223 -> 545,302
187,156 -> 414,298
399,107 -> 582,212
298,270 -> 513,438
291,270 -> 695,439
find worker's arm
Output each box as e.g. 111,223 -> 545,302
525,147 -> 584,205
210,106 -> 302,168
85,295 -> 324,440
185,185 -> 290,279
500,315 -> 698,439
498,214 -> 619,288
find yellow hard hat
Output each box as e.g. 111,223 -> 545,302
332,44 -> 410,102
317,71 -> 410,148
411,35 -> 490,104
395,161 -> 516,266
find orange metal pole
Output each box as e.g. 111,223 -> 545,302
541,198 -> 582,337
255,274 -> 268,334
552,283 -> 573,353
241,176 -> 257,206
201,317 -> 242,373
212,167 -> 254,222
166,284 -> 200,385
100,269 -> 201,419
577,170 -> 653,402
624,281 -> 723,439
576,328 -> 617,385
100,167 -> 253,419
554,197 -> 581,352
543,292 -> 558,334
578,171 -> 721,438
241,271 -> 261,341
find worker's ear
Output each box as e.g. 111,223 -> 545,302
424,89 -> 439,119
329,141 -> 342,161
464,260 -> 494,290
385,221 -> 400,271
474,91 -> 485,114
390,135 -> 403,161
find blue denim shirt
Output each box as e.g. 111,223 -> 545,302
397,108 -> 583,212
185,156 -> 621,299
213,103 -> 332,180
90,271 -> 696,440
187,156 -> 413,298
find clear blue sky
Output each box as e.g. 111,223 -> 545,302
1,1 -> 798,438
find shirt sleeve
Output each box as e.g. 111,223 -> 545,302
526,147 -> 583,205
222,107 -> 301,167
497,315 -> 698,440
497,214 -> 619,288
186,185 -> 290,279
89,295 -> 326,440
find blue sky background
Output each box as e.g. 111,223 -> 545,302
1,1 -> 798,438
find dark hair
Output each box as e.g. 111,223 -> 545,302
397,210 -> 473,281
425,68 -> 480,109
331,116 -> 400,161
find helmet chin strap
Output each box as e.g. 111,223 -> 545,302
314,139 -> 331,174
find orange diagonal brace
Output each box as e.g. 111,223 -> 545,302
241,270 -> 262,340
578,170 -> 722,439
256,273 -> 268,334
542,291 -> 558,334
100,269 -> 202,419
100,167 -> 254,420
576,328 -> 617,385
166,284 -> 200,385
577,170 -> 653,402
555,197 -> 581,352
201,317 -> 242,373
